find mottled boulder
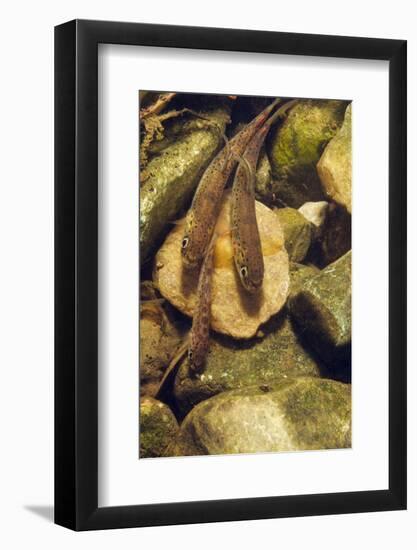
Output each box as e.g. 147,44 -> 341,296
173,312 -> 320,415
317,104 -> 352,213
275,207 -> 313,262
154,191 -> 290,339
139,397 -> 179,458
266,100 -> 347,208
288,251 -> 351,368
140,102 -> 231,262
171,378 -> 351,456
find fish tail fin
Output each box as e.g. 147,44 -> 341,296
265,98 -> 298,129
254,97 -> 282,126
155,341 -> 189,402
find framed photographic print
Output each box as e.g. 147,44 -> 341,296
55,19 -> 407,530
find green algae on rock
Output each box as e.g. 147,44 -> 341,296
171,377 -> 351,456
317,104 -> 352,213
288,251 -> 351,368
289,261 -> 320,297
173,312 -> 320,416
139,397 -> 179,458
265,100 -> 348,208
275,207 -> 313,262
140,104 -> 230,262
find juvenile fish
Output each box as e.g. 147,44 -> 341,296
187,230 -> 217,370
231,99 -> 298,293
155,232 -> 217,401
181,98 -> 281,267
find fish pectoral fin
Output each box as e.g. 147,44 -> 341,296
168,219 -> 185,227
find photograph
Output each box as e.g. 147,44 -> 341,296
0,1 -> 410,543
139,92 -> 352,458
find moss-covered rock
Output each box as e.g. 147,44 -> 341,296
266,100 -> 348,208
171,377 -> 351,456
289,261 -> 320,297
140,102 -> 230,262
288,251 -> 351,369
317,104 -> 352,213
139,397 -> 179,458
173,312 -> 320,415
275,207 -> 313,262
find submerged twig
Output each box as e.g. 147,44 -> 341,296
140,92 -> 177,120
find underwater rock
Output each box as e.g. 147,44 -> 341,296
173,313 -> 320,415
139,397 -> 179,458
288,251 -> 351,368
171,377 -> 351,456
317,104 -> 352,213
310,202 -> 351,267
139,90 -> 151,103
289,261 -> 320,297
298,201 -> 329,233
254,149 -> 272,200
140,289 -> 185,397
139,103 -> 230,262
266,100 -> 347,208
275,207 -> 313,262
154,191 -> 290,339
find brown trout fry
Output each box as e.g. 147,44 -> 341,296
231,99 -> 298,293
155,232 -> 217,400
181,98 -> 281,267
188,231 -> 217,371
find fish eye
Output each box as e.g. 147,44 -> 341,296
188,350 -> 193,361
240,266 -> 248,278
181,237 -> 189,249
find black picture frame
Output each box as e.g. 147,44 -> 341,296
55,19 -> 407,531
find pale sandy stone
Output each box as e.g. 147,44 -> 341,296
298,201 -> 329,229
317,104 -> 352,213
153,191 -> 290,339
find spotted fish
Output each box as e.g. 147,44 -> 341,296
231,99 -> 298,293
181,98 -> 281,267
155,232 -> 218,400
187,230 -> 217,371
